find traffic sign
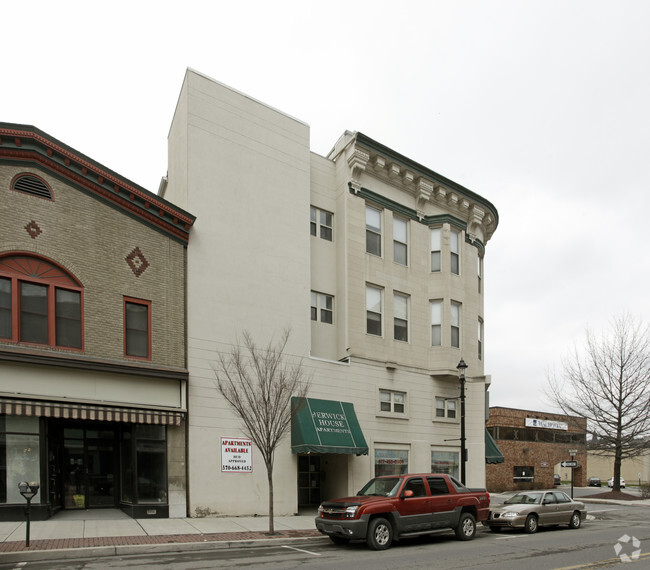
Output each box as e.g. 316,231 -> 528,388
561,460 -> 578,468
568,448 -> 578,456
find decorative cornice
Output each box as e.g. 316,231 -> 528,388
0,124 -> 195,244
350,132 -> 499,242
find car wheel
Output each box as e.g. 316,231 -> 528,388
329,535 -> 350,545
568,511 -> 581,529
524,514 -> 538,534
455,512 -> 477,541
367,517 -> 393,550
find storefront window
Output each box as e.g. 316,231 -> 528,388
374,449 -> 408,477
121,430 -> 132,503
0,416 -> 40,504
136,425 -> 167,503
431,450 -> 459,479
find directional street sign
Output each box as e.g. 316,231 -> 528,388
561,460 -> 578,468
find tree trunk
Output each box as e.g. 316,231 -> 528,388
267,466 -> 274,534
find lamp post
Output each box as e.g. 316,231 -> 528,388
18,481 -> 39,547
457,358 -> 468,485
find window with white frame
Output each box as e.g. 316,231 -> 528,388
311,291 -> 333,324
478,318 -> 483,360
380,389 -> 406,414
393,217 -> 408,265
366,285 -> 382,336
393,292 -> 408,342
431,450 -> 460,479
436,397 -> 457,419
450,228 -> 460,275
450,301 -> 461,348
374,449 -> 408,477
366,205 -> 382,256
431,300 -> 442,346
310,206 -> 333,241
430,228 -> 441,272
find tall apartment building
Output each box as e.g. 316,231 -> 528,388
0,124 -> 194,520
161,70 -> 499,517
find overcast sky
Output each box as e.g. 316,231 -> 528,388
5,1 -> 649,412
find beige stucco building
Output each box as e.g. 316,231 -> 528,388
161,69 -> 499,517
0,124 -> 194,520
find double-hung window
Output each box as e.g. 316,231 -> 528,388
366,206 -> 382,256
393,217 -> 408,265
450,228 -> 460,275
430,300 -> 442,346
0,254 -> 83,349
380,390 -> 406,414
310,206 -> 333,241
393,292 -> 408,342
435,398 -> 457,419
125,297 -> 151,359
477,256 -> 483,293
366,285 -> 382,336
451,301 -> 461,348
310,291 -> 333,324
430,228 -> 441,272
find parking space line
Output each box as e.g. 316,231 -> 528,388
281,545 -> 321,556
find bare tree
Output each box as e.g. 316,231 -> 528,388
213,329 -> 310,533
548,315 -> 650,492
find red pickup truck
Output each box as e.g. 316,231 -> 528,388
315,473 -> 490,550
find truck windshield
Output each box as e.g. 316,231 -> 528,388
358,477 -> 402,497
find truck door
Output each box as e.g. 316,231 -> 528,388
398,477 -> 433,532
427,476 -> 455,528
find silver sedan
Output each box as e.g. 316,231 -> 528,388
485,491 -> 586,533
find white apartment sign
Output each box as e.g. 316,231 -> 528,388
526,418 -> 568,431
221,437 -> 253,473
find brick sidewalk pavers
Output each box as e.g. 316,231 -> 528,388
0,528 -> 322,553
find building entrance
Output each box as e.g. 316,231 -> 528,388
55,424 -> 118,509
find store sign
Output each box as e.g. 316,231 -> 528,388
525,418 -> 568,431
221,437 -> 253,473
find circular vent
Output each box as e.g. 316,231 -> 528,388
12,174 -> 53,200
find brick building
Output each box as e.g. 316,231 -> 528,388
486,407 -> 586,492
0,123 -> 194,520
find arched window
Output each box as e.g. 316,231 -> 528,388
0,254 -> 83,349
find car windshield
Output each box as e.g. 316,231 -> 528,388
504,492 -> 543,505
358,477 -> 402,497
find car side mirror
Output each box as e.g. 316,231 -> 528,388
403,490 -> 414,498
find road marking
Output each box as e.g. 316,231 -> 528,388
281,545 -> 321,556
553,550 -> 650,569
494,535 -> 530,540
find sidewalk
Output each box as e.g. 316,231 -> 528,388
0,509 -> 324,563
1,495 -> 648,564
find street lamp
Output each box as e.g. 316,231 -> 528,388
456,358 -> 468,485
18,481 -> 39,547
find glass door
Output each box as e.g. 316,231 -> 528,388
61,426 -> 117,509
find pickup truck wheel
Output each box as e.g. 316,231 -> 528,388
367,517 -> 393,550
455,512 -> 476,540
524,514 -> 538,534
568,511 -> 581,529
329,535 -> 350,545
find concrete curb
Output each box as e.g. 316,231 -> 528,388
0,535 -> 329,563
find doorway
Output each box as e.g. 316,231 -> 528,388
60,425 -> 118,509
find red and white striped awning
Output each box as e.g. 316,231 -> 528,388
0,397 -> 185,426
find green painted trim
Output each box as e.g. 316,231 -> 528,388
351,184 -> 485,252
355,132 -> 499,228
351,185 -> 419,221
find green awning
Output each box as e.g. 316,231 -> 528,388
486,429 -> 505,464
291,397 -> 368,455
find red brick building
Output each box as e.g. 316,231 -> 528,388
486,407 -> 586,492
